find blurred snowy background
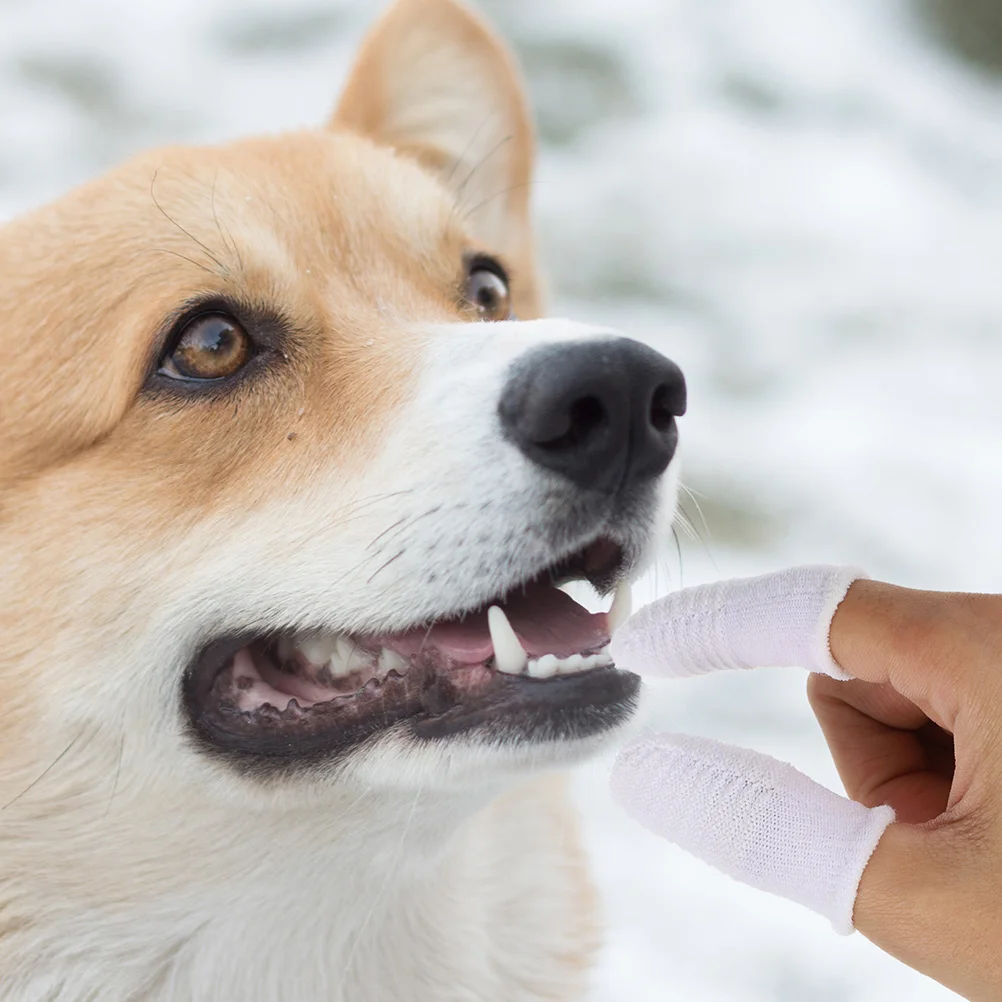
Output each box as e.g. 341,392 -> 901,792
4,0 -> 1001,997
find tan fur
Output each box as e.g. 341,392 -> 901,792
0,3 -> 642,999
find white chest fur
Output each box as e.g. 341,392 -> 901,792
0,777 -> 596,1002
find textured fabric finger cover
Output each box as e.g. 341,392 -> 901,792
611,733 -> 896,933
610,565 -> 867,681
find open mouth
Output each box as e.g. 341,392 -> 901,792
184,539 -> 642,764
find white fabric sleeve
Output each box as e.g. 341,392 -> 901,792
610,565 -> 868,681
611,733 -> 895,934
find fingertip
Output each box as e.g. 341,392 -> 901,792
608,595 -> 693,678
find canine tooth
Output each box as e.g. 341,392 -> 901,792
329,637 -> 368,676
296,636 -> 339,666
527,654 -> 559,679
378,648 -> 408,674
608,580 -> 633,634
488,606 -> 528,675
328,639 -> 353,677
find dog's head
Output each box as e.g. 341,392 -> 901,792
0,0 -> 685,811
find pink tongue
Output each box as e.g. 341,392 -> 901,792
385,583 -> 610,664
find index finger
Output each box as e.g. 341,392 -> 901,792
828,580 -> 1002,729
610,565 -> 865,681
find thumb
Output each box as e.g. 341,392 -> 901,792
610,732 -> 894,934
851,819 -> 1002,1000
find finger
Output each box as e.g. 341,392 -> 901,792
853,820 -> 1002,1001
827,579 -> 1002,723
610,565 -> 865,680
808,674 -> 953,823
610,732 -> 894,934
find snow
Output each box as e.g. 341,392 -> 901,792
3,0 -> 998,997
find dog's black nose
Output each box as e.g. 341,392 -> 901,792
498,338 -> 686,493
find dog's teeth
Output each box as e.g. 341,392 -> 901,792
328,637 -> 369,677
488,606 -> 528,675
527,654 -> 559,678
378,648 -> 408,675
591,647 -> 614,668
607,580 -> 633,634
296,636 -> 339,666
557,653 -> 583,674
328,639 -> 354,677
523,649 -> 614,677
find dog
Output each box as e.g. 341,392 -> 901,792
0,0 -> 686,998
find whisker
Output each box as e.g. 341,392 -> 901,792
210,169 -> 245,276
454,133 -> 513,207
328,489 -> 417,532
2,730 -> 87,811
674,506 -> 699,541
445,115 -> 496,186
416,623 -> 435,656
366,549 -> 405,585
104,732 -> 125,818
153,248 -> 218,277
367,504 -> 444,553
149,169 -> 229,275
365,515 -> 411,552
679,484 -> 712,542
458,180 -> 533,226
677,483 -> 720,571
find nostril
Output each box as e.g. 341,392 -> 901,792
498,337 -> 685,492
649,384 -> 677,433
536,395 -> 607,452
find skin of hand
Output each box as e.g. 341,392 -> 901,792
811,581 -> 1002,1000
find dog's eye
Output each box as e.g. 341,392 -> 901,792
160,313 -> 252,381
464,259 -> 511,322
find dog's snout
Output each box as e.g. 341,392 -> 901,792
498,338 -> 687,493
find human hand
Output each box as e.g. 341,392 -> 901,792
609,567 -> 1002,1001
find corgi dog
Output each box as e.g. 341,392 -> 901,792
0,0 -> 686,998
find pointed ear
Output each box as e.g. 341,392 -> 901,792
331,0 -> 538,302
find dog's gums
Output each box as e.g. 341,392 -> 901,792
184,542 -> 642,763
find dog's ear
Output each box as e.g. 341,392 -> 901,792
332,0 -> 536,278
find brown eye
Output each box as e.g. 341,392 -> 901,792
162,313 -> 252,381
464,261 -> 511,321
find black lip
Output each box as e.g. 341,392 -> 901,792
182,640 -> 640,772
181,539 -> 640,772
409,665 -> 641,743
